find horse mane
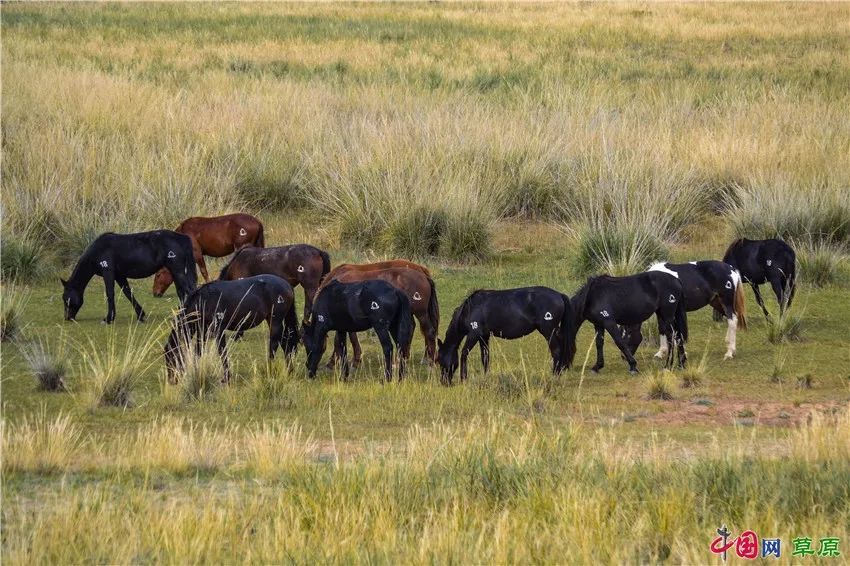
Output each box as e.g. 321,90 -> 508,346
444,293 -> 476,343
723,238 -> 745,261
219,247 -> 249,280
571,276 -> 599,323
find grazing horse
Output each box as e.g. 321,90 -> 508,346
320,262 -> 439,366
623,261 -> 747,360
218,244 -> 331,319
152,213 -> 264,295
436,287 -> 576,385
301,280 -> 413,382
61,231 -> 196,324
722,238 -> 796,317
572,273 -> 688,374
164,275 -> 298,383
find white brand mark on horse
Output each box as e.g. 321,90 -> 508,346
239,228 -> 247,236
277,295 -> 285,304
413,292 -> 422,301
600,310 -> 609,318
297,265 -> 305,273
669,294 -> 676,303
317,315 -> 324,322
167,251 -> 176,259
766,260 -> 772,266
216,312 -> 225,320
725,280 -> 733,289
99,260 -> 108,268
371,301 -> 380,310
544,311 -> 553,321
470,321 -> 479,329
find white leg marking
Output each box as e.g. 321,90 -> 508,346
654,334 -> 669,359
724,314 -> 737,360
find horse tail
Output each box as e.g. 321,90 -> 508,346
319,250 -> 331,282
255,223 -> 265,248
395,290 -> 414,355
559,293 -> 577,368
734,278 -> 748,330
219,248 -> 246,280
674,293 -> 689,344
785,246 -> 797,310
426,276 -> 439,336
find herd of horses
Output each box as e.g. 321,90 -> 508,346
60,213 -> 798,385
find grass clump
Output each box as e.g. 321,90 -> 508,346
1,231 -> 49,282
384,205 -> 448,257
572,223 -> 668,277
797,241 -> 847,287
21,337 -> 70,392
79,325 -> 159,409
765,309 -> 805,344
2,410 -> 84,474
645,370 -> 676,400
178,340 -> 225,403
247,359 -> 297,410
1,283 -> 29,342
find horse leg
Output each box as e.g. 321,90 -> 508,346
479,334 -> 491,374
419,314 -> 438,365
654,317 -> 668,359
350,332 -> 363,368
545,329 -> 563,375
751,283 -> 770,318
268,315 -> 284,360
192,239 -> 209,282
102,270 -> 117,324
217,333 -> 231,384
768,272 -> 788,314
460,335 -> 478,382
374,326 -> 394,383
388,323 -> 407,381
603,320 -> 639,374
116,276 -> 146,322
591,325 -> 605,373
334,331 -> 350,381
719,298 -> 738,360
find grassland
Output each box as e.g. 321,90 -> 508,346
3,2 -> 850,563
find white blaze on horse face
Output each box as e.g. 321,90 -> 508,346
669,294 -> 677,303
239,228 -> 247,236
544,311 -> 553,321
168,251 -> 176,259
648,262 -> 679,279
413,292 -> 422,301
470,321 -> 479,329
371,301 -> 379,310
297,265 -> 305,273
725,313 -> 738,359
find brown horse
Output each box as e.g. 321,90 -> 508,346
318,262 -> 439,367
152,213 -> 264,296
218,244 -> 331,319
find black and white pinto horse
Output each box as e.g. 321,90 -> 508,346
164,275 -> 298,383
723,238 -> 796,317
301,280 -> 413,382
572,272 -> 688,374
436,287 -> 576,385
624,261 -> 747,360
62,231 -> 197,324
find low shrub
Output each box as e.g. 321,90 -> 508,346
645,370 -> 676,400
797,241 -> 846,287
0,283 -> 28,342
21,337 -> 70,392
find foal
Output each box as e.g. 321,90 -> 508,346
723,238 -> 796,317
572,272 -> 688,374
436,287 -> 576,385
164,275 -> 298,383
62,231 -> 196,324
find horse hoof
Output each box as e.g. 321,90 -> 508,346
653,353 -> 664,359
724,352 -> 734,360
591,367 -> 601,374
629,368 -> 639,375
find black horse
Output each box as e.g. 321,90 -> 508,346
572,272 -> 688,374
62,231 -> 197,324
301,279 -> 413,382
164,275 -> 298,383
436,287 -> 576,385
722,238 -> 796,317
623,261 -> 747,360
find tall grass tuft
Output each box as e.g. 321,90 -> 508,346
178,339 -> 225,403
1,229 -> 50,282
765,308 -> 805,344
797,240 -> 847,287
20,336 -> 70,392
1,283 -> 29,342
2,410 -> 84,473
78,324 -> 161,409
247,359 -> 297,410
645,370 -> 676,400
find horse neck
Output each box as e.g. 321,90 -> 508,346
67,253 -> 96,290
443,303 -> 468,349
571,281 -> 591,325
